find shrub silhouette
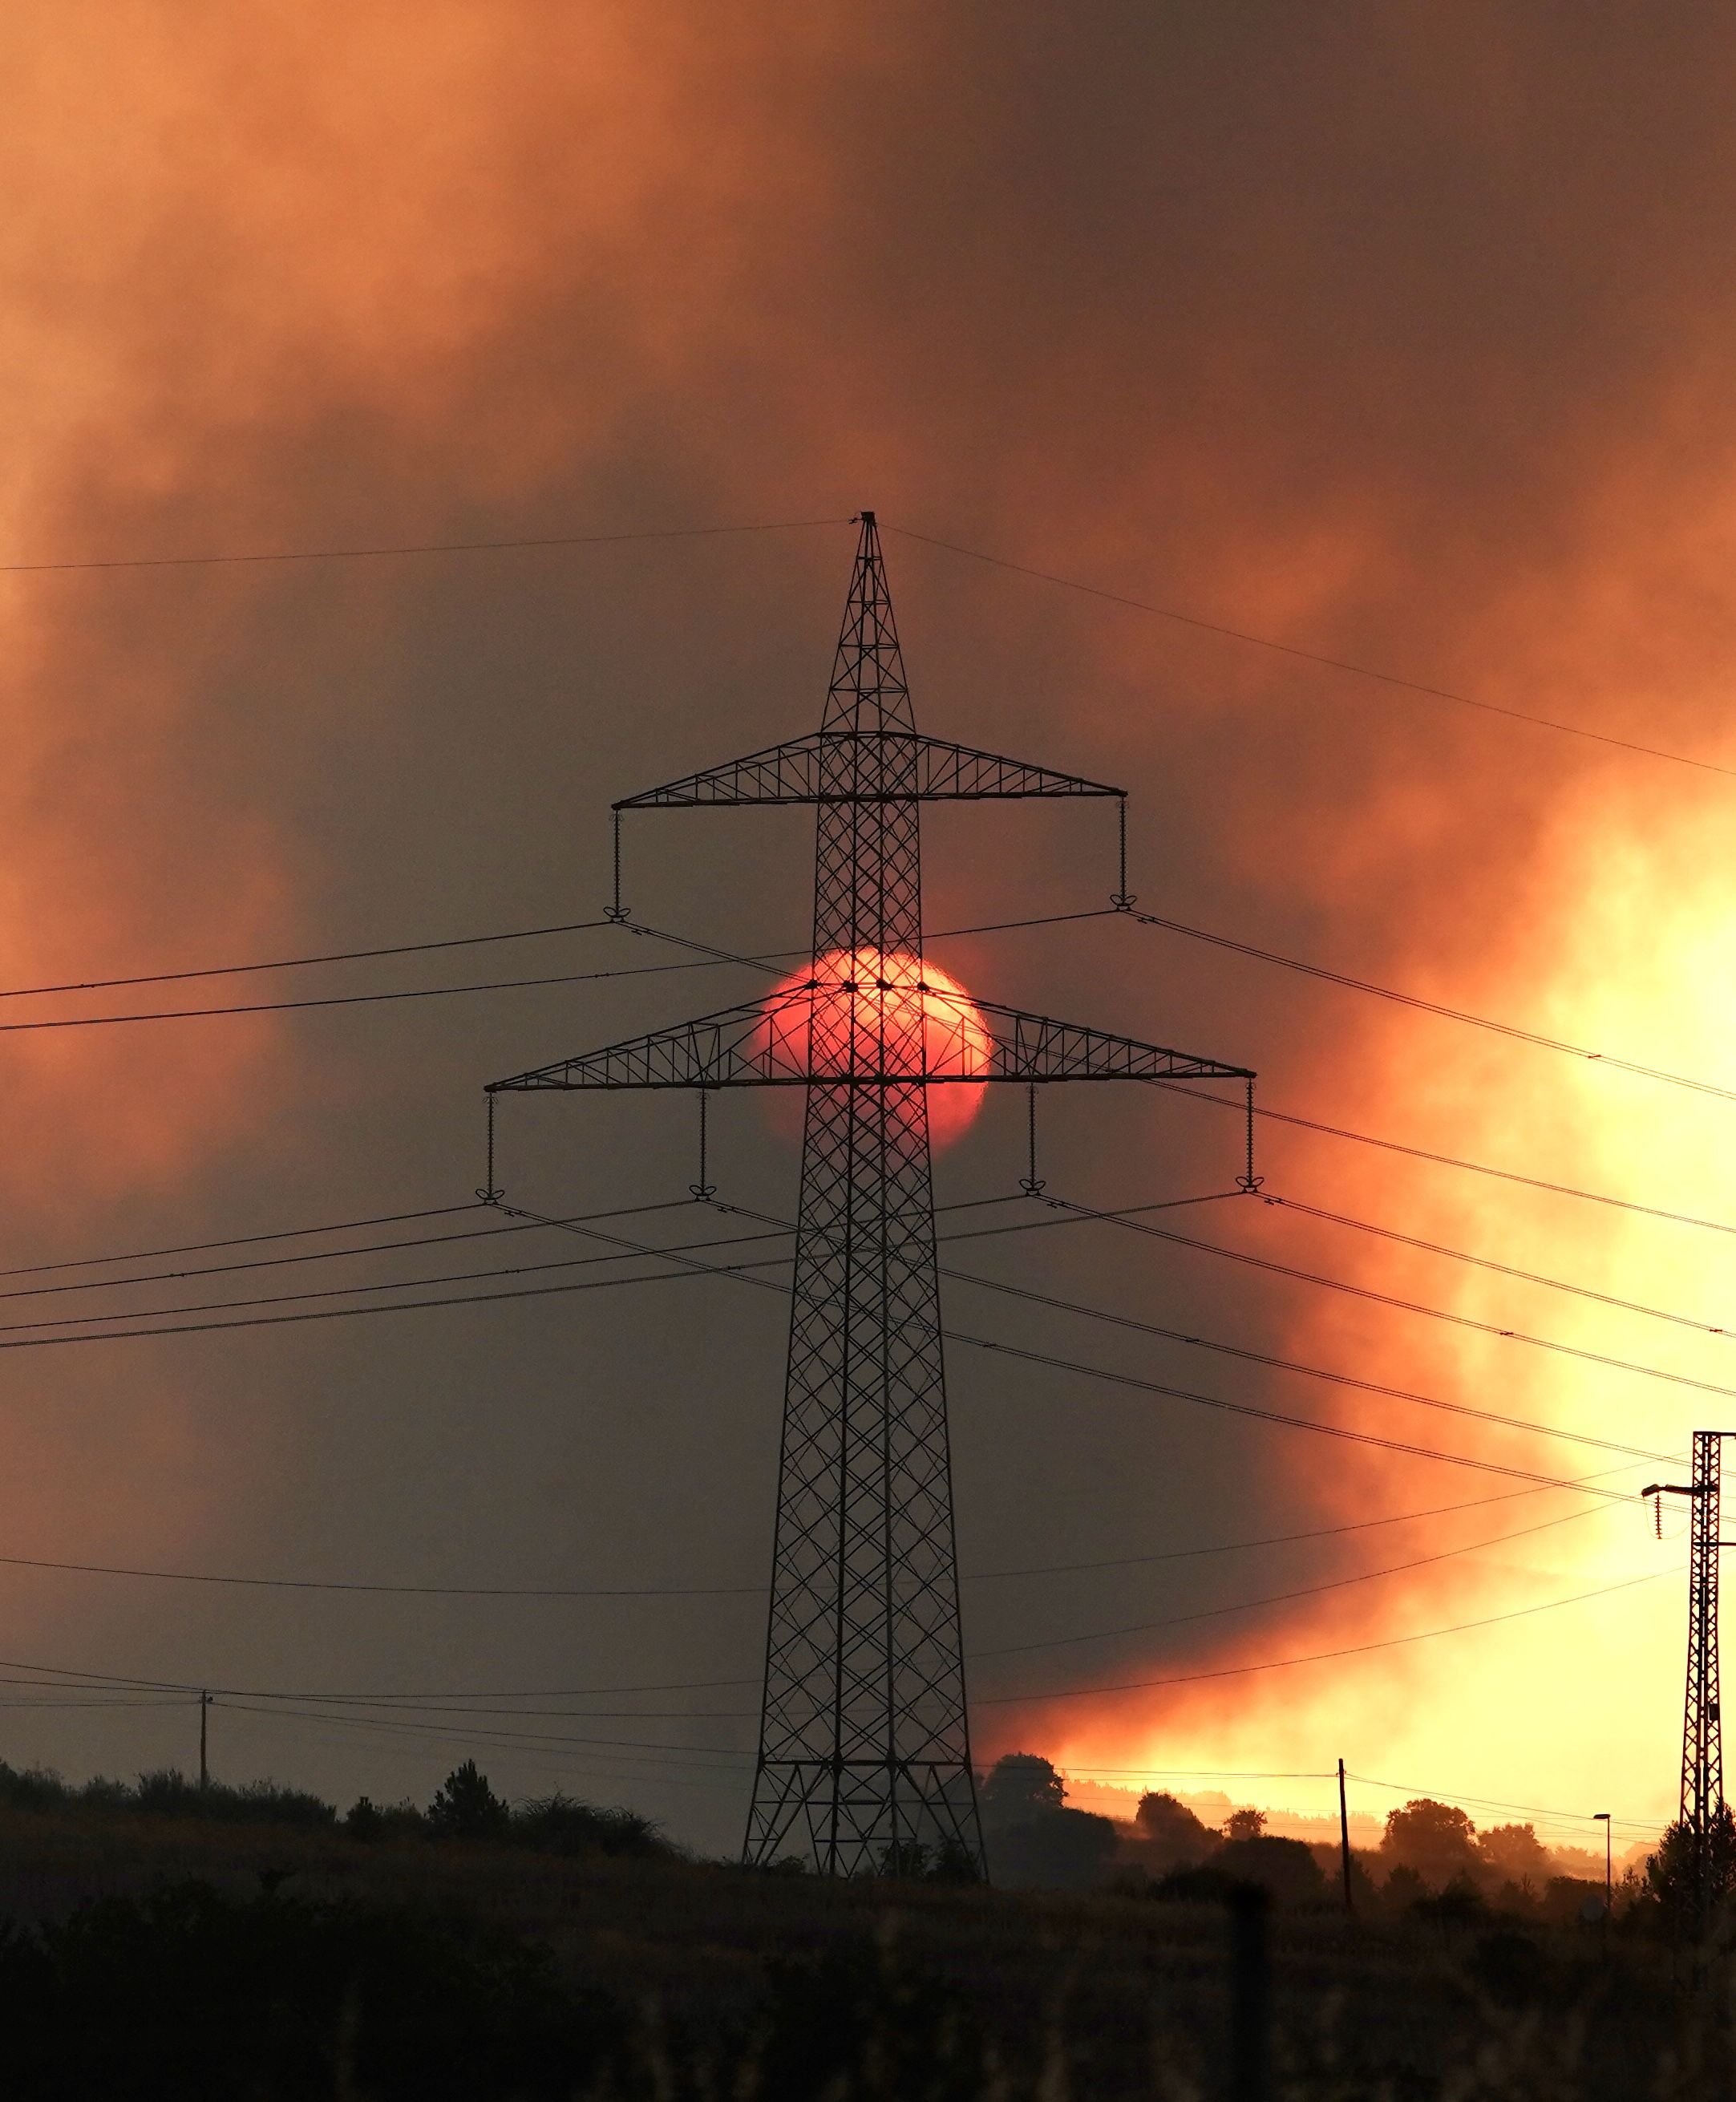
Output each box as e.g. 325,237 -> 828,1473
511,1791 -> 666,1859
426,1760 -> 509,1841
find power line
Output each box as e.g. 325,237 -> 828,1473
0,515 -> 851,577
1163,1078 -> 1736,1240
0,956 -> 772,1035
975,1565 -> 1678,1706
1128,908 -> 1734,1104
1346,1772 -> 1658,1837
506,1199 -> 1649,1494
0,1468 -> 1632,1602
0,1216 -> 799,1339
0,1185 -> 1654,1499
712,1195 -> 1677,1464
1259,1193 -> 1728,1339
216,1700 -> 752,1788
884,523 -> 1736,784
0,918 -> 610,1002
0,1203 -> 481,1282
1058,1194 -> 1736,1404
0,1201 -> 700,1307
631,913 -> 1736,1243
0,907 -> 1103,1034
0,1558 -> 1674,1715
971,1505 -> 1610,1659
971,1467 -> 1638,1580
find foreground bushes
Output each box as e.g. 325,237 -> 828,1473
0,1880 -> 622,2101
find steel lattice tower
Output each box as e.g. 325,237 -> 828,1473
1682,1432 -> 1723,1858
1647,1431 -> 1726,1918
487,513 -> 1256,1876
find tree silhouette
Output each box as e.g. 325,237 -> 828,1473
1223,1807 -> 1267,1842
1134,1790 -> 1213,1867
1380,1799 -> 1479,1891
427,1761 -> 508,1841
978,1753 -> 1064,1830
1477,1822 -> 1552,1892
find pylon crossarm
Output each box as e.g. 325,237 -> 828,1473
488,986 -> 1253,1092
969,996 -> 1253,1083
614,730 -> 1123,808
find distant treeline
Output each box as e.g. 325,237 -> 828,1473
0,1756 -> 673,1861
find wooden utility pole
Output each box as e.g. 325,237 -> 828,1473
1337,1759 -> 1354,1914
199,1691 -> 211,1790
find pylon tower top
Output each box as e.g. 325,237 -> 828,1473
823,512 -> 911,732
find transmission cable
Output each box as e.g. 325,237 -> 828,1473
973,1565 -> 1677,1706
1162,1077 -> 1736,1239
1256,1192 -> 1729,1338
631,913 -> 1736,1243
0,515 -> 851,577
0,1189 -> 1657,1495
0,1203 -> 482,1282
1127,907 -> 1733,1104
0,907 -> 1099,1033
0,1200 -> 699,1307
0,918 -> 610,1002
970,1503 -> 1610,1659
1050,1193 -> 1736,1404
501,1201 -> 1647,1497
0,1556 -> 1674,1712
882,523 -> 1736,784
0,1464 -> 1633,1600
707,1196 -> 1676,1464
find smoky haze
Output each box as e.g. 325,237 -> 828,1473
0,4 -> 1729,1849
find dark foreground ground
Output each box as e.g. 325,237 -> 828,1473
0,1807 -> 1723,2101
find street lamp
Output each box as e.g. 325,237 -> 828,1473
1593,1812 -> 1612,1950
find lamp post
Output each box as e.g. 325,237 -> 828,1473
1593,1812 -> 1612,1952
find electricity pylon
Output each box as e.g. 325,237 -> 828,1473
486,512 -> 1256,1877
1647,1432 -> 1726,1918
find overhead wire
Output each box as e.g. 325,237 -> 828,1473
0,1203 -> 483,1282
707,1195 -> 1677,1464
13,500 -> 1726,784
501,1199 -> 1650,1496
969,1502 -> 1612,1659
1160,1076 -> 1736,1240
881,522 -> 1736,783
0,907 -> 1104,1033
0,1553 -> 1678,1719
974,1565 -> 1679,1706
626,913 -> 1736,1243
0,917 -> 610,1001
1256,1191 -> 1729,1338
1126,907 -> 1734,1104
0,515 -> 852,577
1048,1193 -> 1736,1404
0,1465 -> 1638,1602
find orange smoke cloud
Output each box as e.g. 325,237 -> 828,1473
8,3 -> 1736,1832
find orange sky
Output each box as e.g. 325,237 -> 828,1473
4,4 -> 1736,1849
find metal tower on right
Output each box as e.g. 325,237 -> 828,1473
1647,1430 -> 1725,1914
